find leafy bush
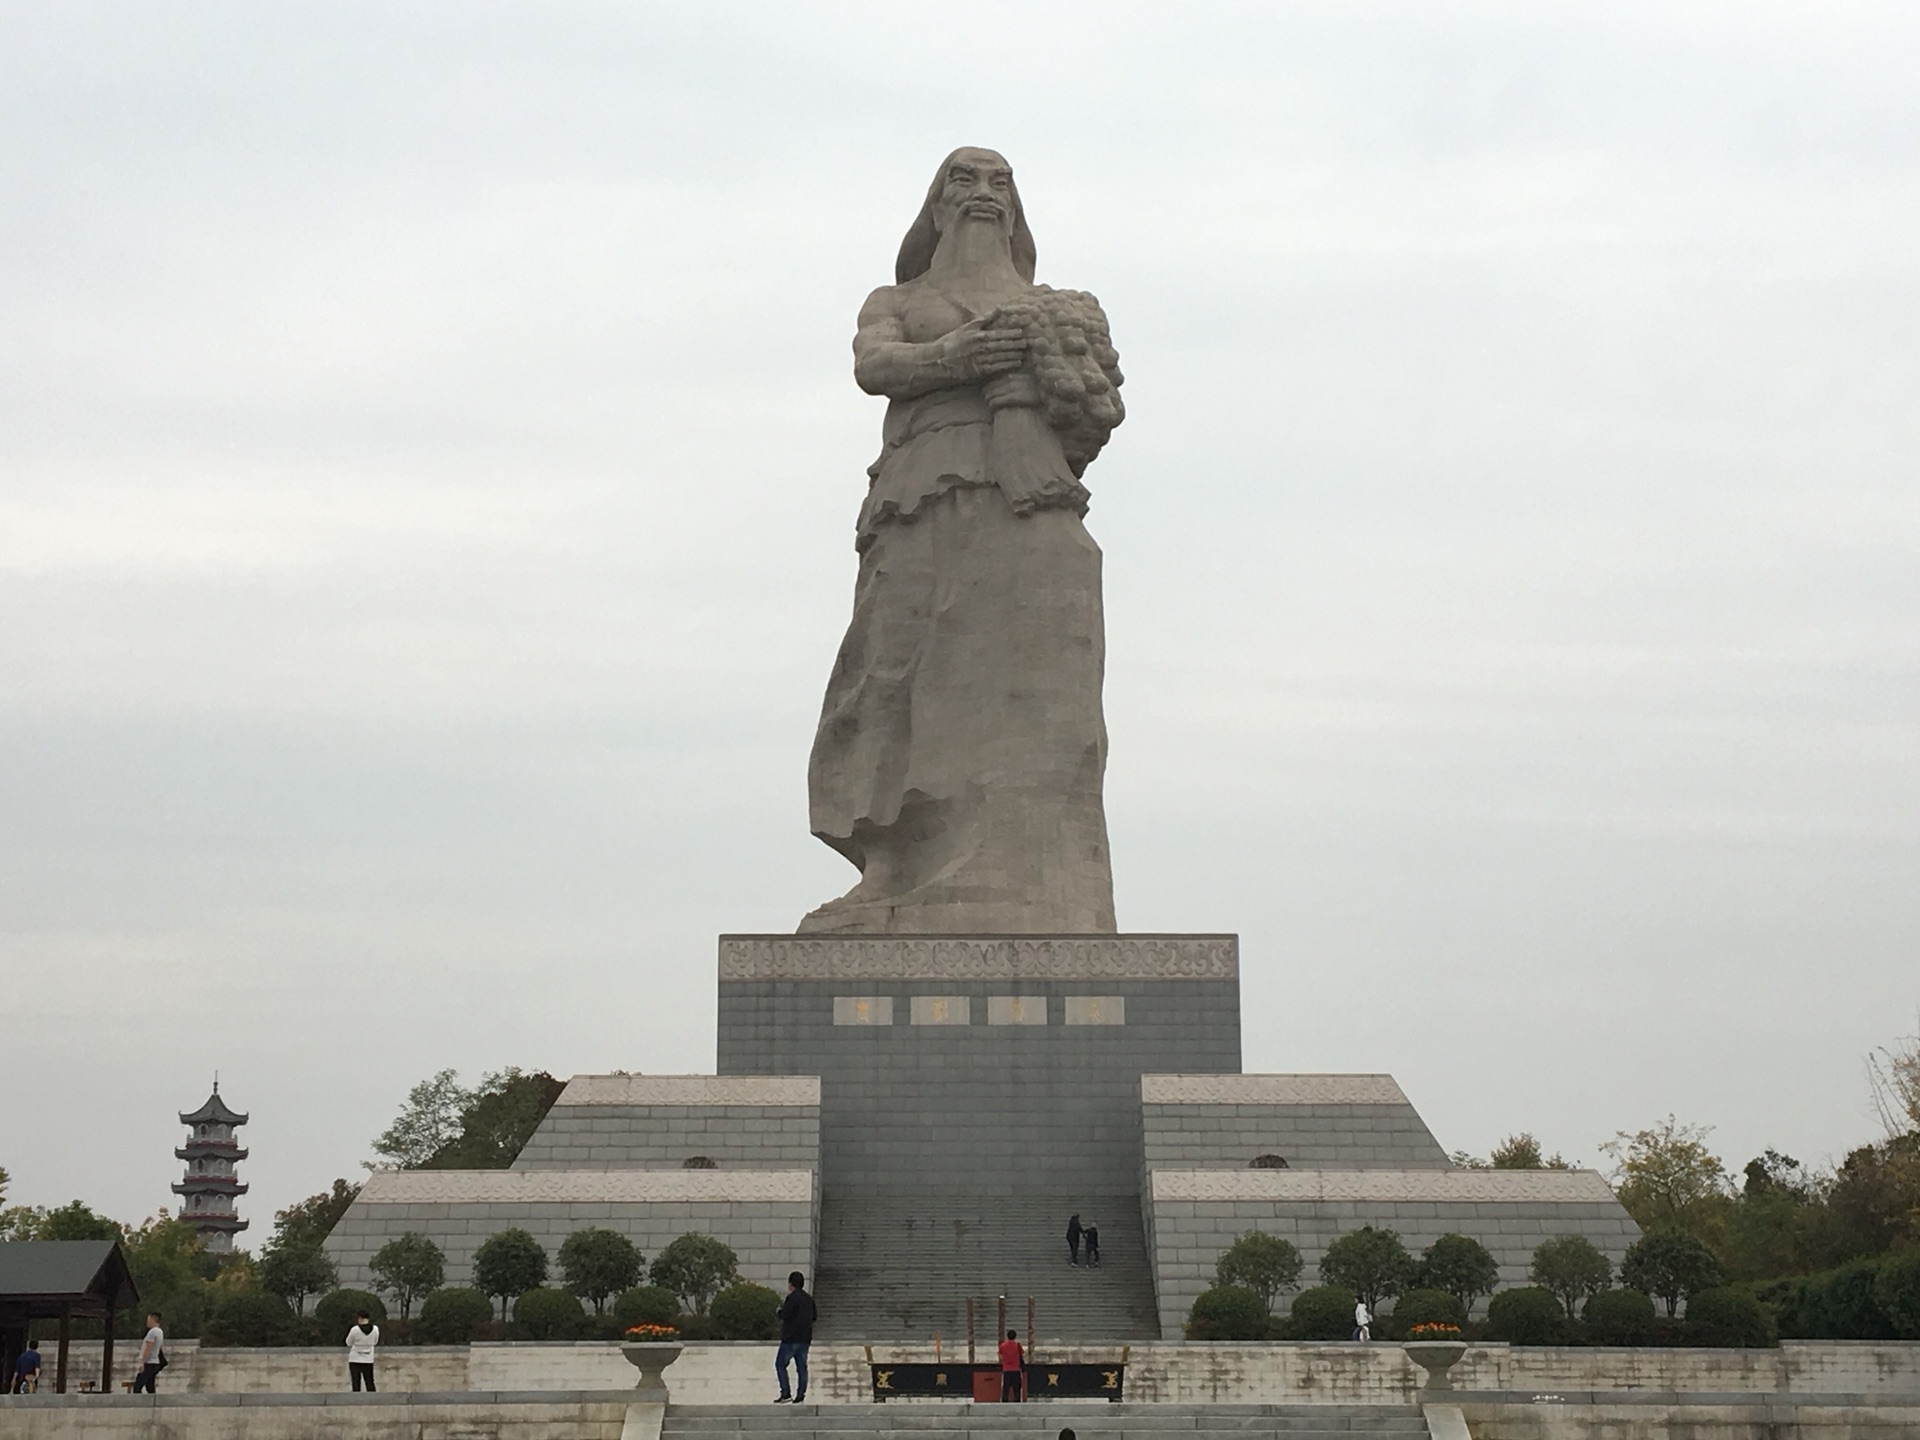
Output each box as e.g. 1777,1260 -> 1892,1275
1186,1285 -> 1270,1340
672,1312 -> 720,1341
711,1282 -> 782,1341
1393,1288 -> 1466,1330
203,1287 -> 297,1346
1871,1251 -> 1920,1340
1214,1232 -> 1304,1313
313,1288 -> 386,1337
1319,1226 -> 1414,1309
1485,1286 -> 1568,1344
1686,1286 -> 1778,1348
513,1286 -> 586,1340
369,1232 -> 445,1321
614,1285 -> 682,1328
1415,1234 -> 1500,1317
1799,1257 -> 1896,1340
1289,1285 -> 1357,1340
417,1286 -> 496,1343
1583,1287 -> 1657,1345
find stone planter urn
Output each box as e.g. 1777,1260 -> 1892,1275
620,1342 -> 684,1401
1403,1339 -> 1468,1391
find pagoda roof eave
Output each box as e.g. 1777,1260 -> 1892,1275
178,1091 -> 248,1126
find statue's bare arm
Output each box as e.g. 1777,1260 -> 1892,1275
853,286 -> 1028,400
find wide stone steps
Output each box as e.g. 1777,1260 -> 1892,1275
812,1194 -> 1160,1342
664,1404 -> 1430,1437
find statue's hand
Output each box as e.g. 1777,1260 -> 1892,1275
935,319 -> 1028,381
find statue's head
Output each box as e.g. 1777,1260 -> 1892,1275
896,147 -> 1036,284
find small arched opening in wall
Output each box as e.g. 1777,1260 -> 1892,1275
1250,1153 -> 1289,1169
682,1155 -> 719,1169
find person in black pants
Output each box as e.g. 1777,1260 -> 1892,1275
1083,1221 -> 1100,1267
130,1313 -> 165,1392
1066,1214 -> 1082,1265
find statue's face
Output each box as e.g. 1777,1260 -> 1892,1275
932,149 -> 1015,239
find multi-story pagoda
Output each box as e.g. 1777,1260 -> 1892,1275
173,1081 -> 249,1252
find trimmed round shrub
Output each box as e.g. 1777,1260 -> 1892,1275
1871,1251 -> 1920,1340
514,1286 -> 586,1340
1186,1285 -> 1269,1341
1392,1288 -> 1466,1330
672,1312 -> 719,1341
1686,1286 -> 1778,1348
313,1288 -> 387,1338
204,1287 -> 297,1346
1290,1285 -> 1357,1341
1583,1287 -> 1657,1346
1486,1286 -> 1567,1345
711,1282 -> 781,1341
614,1285 -> 682,1328
417,1286 -> 495,1344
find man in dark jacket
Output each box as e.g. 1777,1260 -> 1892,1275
1066,1214 -> 1083,1265
774,1271 -> 818,1403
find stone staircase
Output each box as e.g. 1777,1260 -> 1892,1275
812,1194 -> 1161,1341
663,1404 -> 1431,1439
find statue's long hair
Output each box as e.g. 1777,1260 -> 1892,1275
895,148 -> 1037,284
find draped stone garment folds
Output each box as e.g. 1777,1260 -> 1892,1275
802,382 -> 1116,934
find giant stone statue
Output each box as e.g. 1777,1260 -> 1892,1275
801,148 -> 1126,935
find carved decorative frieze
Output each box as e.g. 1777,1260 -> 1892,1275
1141,1074 -> 1408,1106
718,934 -> 1237,982
1149,1167 -> 1619,1204
555,1075 -> 820,1108
357,1167 -> 815,1205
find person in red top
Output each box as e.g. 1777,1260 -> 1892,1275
997,1329 -> 1025,1402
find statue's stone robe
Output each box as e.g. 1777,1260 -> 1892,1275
802,381 -> 1115,934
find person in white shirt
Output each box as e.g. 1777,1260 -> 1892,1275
131,1313 -> 166,1391
345,1311 -> 380,1392
1352,1300 -> 1372,1342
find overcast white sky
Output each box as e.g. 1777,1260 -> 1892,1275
4,3 -> 1917,1235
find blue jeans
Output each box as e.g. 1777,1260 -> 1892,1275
776,1340 -> 809,1399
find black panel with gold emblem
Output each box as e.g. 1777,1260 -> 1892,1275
870,1363 -> 1125,1402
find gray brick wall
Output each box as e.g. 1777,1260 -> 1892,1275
325,1198 -> 816,1298
1145,1193 -> 1640,1335
1141,1101 -> 1450,1171
514,1104 -> 821,1171
718,976 -> 1240,1197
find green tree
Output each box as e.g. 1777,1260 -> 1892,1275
425,1070 -> 566,1169
1213,1231 -> 1304,1314
558,1228 -> 644,1315
372,1069 -> 567,1171
1185,1285 -> 1269,1340
1583,1287 -> 1657,1345
37,1200 -> 122,1241
257,1238 -> 337,1315
1414,1233 -> 1500,1316
1622,1229 -> 1725,1317
372,1069 -> 470,1168
1602,1117 -> 1730,1238
272,1180 -> 362,1248
1872,1251 -> 1920,1339
649,1233 -> 739,1315
1288,1285 -> 1356,1340
1491,1133 -> 1573,1170
614,1285 -> 681,1328
120,1216 -> 209,1338
369,1232 -> 446,1322
1319,1225 -> 1414,1310
472,1228 -> 549,1320
1528,1234 -> 1613,1319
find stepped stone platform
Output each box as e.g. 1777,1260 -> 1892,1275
663,1402 -> 1430,1439
325,934 -> 1641,1339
